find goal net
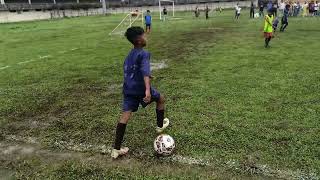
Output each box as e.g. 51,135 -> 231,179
159,0 -> 175,20
109,11 -> 143,35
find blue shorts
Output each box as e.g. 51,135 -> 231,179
122,88 -> 160,112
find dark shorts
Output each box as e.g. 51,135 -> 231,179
281,18 -> 288,24
273,25 -> 277,30
146,24 -> 151,29
122,88 -> 160,112
264,32 -> 273,38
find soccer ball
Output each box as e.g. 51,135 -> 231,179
154,134 -> 175,156
254,13 -> 260,18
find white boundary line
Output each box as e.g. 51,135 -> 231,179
17,59 -> 36,65
0,47 -> 79,71
39,55 -> 51,59
4,135 -> 319,179
0,66 -> 10,70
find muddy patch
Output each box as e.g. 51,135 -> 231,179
0,142 -> 87,164
0,168 -> 14,180
3,135 -> 318,180
5,135 -> 38,144
0,143 -> 36,155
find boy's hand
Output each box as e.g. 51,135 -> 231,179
143,90 -> 151,103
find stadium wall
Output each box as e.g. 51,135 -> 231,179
0,0 -> 251,11
0,0 -> 253,23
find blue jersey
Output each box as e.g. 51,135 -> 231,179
273,18 -> 279,28
267,2 -> 273,11
123,48 -> 151,95
282,9 -> 289,21
145,15 -> 152,25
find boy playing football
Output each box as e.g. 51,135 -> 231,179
273,17 -> 279,32
145,10 -> 152,33
280,4 -> 289,32
264,9 -> 274,48
111,27 -> 170,159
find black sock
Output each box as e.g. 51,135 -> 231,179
114,123 -> 127,150
265,38 -> 268,46
265,37 -> 271,47
156,109 -> 164,128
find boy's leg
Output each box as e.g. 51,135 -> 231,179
155,94 -> 170,133
265,38 -> 268,47
267,36 -> 271,47
114,111 -> 132,150
156,95 -> 165,128
283,22 -> 288,31
140,88 -> 169,132
111,111 -> 132,159
112,95 -> 139,158
265,34 -> 271,47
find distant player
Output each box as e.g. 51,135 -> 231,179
195,6 -> 200,17
250,1 -> 255,18
111,27 -> 170,159
263,10 -> 274,48
280,4 -> 289,32
272,17 -> 279,32
235,4 -> 241,19
259,3 -> 264,17
145,10 -> 152,33
205,5 -> 210,19
163,7 -> 167,21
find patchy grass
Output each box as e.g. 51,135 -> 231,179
1,10 -> 320,179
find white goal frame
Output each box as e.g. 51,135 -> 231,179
109,11 -> 144,35
159,0 -> 175,20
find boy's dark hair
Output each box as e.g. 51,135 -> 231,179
147,10 -> 150,13
125,26 -> 144,44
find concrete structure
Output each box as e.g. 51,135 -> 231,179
0,1 -> 253,23
0,0 -> 252,11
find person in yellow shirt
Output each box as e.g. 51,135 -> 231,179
264,10 -> 274,48
303,1 -> 308,17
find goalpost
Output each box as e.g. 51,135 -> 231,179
109,11 -> 144,35
159,0 -> 175,20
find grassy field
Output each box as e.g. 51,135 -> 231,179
0,10 -> 320,179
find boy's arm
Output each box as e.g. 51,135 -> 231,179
143,76 -> 151,103
140,53 -> 152,103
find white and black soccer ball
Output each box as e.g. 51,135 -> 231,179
154,134 -> 175,156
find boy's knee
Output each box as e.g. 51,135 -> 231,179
158,95 -> 165,104
120,111 -> 132,124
